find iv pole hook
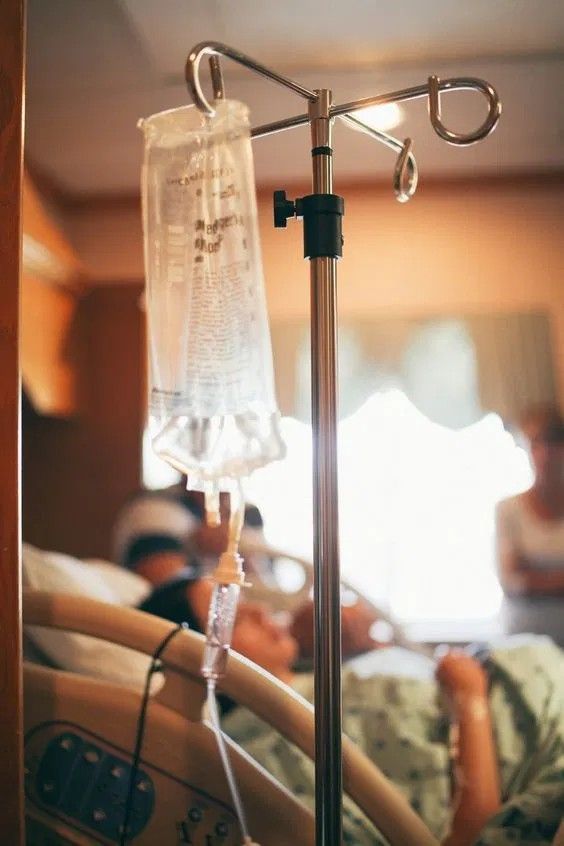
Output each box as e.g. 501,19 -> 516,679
394,138 -> 416,203
428,74 -> 501,145
186,42 -> 418,201
186,42 -> 500,200
186,41 -> 315,116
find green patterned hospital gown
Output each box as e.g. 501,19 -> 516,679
223,638 -> 564,845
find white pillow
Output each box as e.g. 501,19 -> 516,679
23,544 -> 160,692
23,544 -> 118,603
83,558 -> 151,607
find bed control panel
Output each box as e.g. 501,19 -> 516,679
26,728 -> 154,841
25,722 -> 240,844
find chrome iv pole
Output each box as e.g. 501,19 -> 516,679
185,41 -> 501,846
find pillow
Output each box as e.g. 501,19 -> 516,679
23,544 -> 118,603
23,544 -> 160,692
83,558 -> 151,607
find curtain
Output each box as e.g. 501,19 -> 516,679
270,311 -> 557,428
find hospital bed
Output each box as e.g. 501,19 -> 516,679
22,545 -> 563,845
23,589 -> 437,846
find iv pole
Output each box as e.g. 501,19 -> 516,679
186,42 -> 501,846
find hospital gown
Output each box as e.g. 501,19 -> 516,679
223,638 -> 564,845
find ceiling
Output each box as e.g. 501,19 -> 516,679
25,0 -> 564,197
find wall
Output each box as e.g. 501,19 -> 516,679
23,176 -> 562,557
65,176 -> 564,400
22,285 -> 144,559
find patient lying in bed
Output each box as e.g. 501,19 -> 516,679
113,484 -> 380,656
140,572 -> 564,846
226,638 -> 564,846
23,544 -> 564,845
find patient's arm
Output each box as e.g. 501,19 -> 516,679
436,652 -> 501,846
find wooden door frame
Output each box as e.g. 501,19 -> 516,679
0,0 -> 26,841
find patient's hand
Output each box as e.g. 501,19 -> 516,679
436,651 -> 488,700
290,598 -> 379,660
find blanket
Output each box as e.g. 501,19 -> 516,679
223,638 -> 564,844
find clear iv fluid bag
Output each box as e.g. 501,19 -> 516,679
139,100 -> 284,488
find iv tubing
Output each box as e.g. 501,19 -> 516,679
201,488 -> 247,681
212,483 -> 247,586
202,485 -> 257,843
206,678 -> 252,844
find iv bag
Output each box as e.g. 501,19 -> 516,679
139,100 -> 284,491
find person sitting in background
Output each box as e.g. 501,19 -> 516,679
496,404 -> 564,644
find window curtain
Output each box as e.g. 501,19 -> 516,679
270,311 -> 557,428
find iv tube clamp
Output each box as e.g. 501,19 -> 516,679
185,40 -> 501,846
273,191 -> 344,260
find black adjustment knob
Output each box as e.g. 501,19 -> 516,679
273,190 -> 296,228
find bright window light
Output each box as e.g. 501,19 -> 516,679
142,387 -> 533,632
142,426 -> 180,490
353,102 -> 403,132
245,389 -> 532,628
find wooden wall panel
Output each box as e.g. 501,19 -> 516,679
0,0 -> 25,841
22,285 -> 145,560
22,173 -> 83,285
21,274 -> 80,416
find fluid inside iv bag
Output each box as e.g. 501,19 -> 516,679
139,100 -> 285,490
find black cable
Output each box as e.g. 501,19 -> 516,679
120,622 -> 189,845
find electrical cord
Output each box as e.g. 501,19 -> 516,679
120,622 -> 189,846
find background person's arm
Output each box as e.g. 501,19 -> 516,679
509,566 -> 564,595
496,506 -> 564,595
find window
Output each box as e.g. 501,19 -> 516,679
245,389 -> 532,634
142,426 -> 180,490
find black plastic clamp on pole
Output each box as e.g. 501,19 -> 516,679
273,190 -> 344,260
273,190 -> 296,228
